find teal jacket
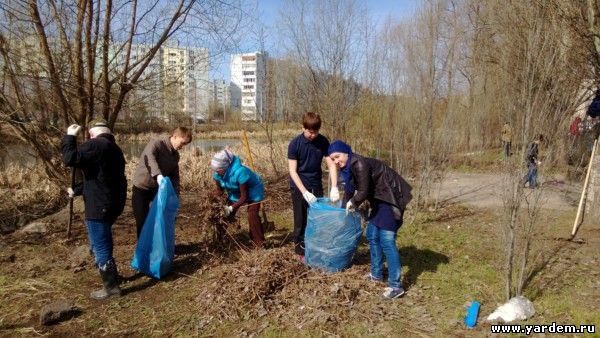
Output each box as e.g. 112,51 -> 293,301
213,156 -> 264,203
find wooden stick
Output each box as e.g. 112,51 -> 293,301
571,137 -> 598,238
67,167 -> 75,239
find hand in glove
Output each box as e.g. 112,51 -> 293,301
329,187 -> 340,202
67,187 -> 75,198
302,191 -> 317,204
223,205 -> 233,217
156,174 -> 164,185
67,124 -> 82,136
345,200 -> 355,215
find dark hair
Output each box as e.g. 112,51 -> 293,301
536,134 -> 544,142
172,127 -> 193,142
302,112 -> 322,130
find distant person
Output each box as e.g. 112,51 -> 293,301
211,149 -> 265,247
288,112 -> 338,260
522,134 -> 544,189
501,122 -> 513,158
62,118 -> 127,299
132,127 -> 192,238
328,140 -> 412,300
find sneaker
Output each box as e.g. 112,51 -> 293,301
364,273 -> 383,283
382,287 -> 405,299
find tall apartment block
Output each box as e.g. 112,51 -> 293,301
230,52 -> 267,121
211,79 -> 231,108
161,45 -> 210,122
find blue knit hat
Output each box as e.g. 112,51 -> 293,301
328,140 -> 352,155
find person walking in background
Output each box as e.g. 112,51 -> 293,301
288,112 -> 338,260
62,118 -> 127,300
328,140 -> 411,300
132,127 -> 192,238
211,149 -> 265,248
501,122 -> 513,158
523,134 -> 544,189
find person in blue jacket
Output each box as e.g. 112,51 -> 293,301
211,149 -> 265,247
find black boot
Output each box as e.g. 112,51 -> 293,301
90,260 -> 122,300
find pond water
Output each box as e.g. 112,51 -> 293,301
121,138 -> 239,158
2,138 -> 240,168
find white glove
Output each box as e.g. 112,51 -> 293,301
329,187 -> 340,202
302,191 -> 317,204
67,124 -> 82,136
156,174 -> 164,185
67,187 -> 75,198
537,161 -> 542,165
346,200 -> 355,215
224,205 -> 233,217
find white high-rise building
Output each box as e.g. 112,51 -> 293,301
230,52 -> 267,121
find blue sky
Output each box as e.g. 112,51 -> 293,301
210,0 -> 419,80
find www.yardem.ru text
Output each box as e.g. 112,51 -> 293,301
491,322 -> 595,335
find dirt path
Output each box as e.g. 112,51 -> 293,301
437,172 -> 582,210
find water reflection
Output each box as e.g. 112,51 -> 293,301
3,138 -> 240,168
122,138 -> 239,158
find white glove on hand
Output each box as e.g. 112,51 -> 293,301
329,187 -> 340,202
156,174 -> 164,185
345,200 -> 355,215
67,124 -> 82,136
67,187 -> 75,198
537,161 -> 542,165
224,205 -> 233,217
302,191 -> 317,204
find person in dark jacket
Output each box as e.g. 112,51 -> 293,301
211,149 -> 265,247
131,127 -> 192,238
522,134 -> 544,189
328,140 -> 411,300
62,118 -> 127,300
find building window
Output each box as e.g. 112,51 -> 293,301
243,78 -> 255,83
242,56 -> 256,61
169,52 -> 177,56
243,71 -> 254,76
243,85 -> 254,90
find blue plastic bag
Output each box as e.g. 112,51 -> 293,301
131,177 -> 179,279
305,198 -> 362,273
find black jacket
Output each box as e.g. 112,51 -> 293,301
343,154 -> 412,219
62,133 -> 127,223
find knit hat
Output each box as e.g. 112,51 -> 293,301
328,140 -> 352,155
88,118 -> 108,129
211,149 -> 234,171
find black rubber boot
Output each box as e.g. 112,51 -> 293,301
90,260 -> 122,300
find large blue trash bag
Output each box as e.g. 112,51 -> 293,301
305,198 -> 362,273
131,177 -> 179,279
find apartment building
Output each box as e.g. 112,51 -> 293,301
211,79 -> 231,107
230,52 -> 267,121
161,45 -> 210,122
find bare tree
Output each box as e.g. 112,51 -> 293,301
0,0 -> 243,184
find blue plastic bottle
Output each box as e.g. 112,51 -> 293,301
464,301 -> 480,328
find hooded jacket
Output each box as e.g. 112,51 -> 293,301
212,156 -> 264,203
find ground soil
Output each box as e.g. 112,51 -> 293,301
0,172 -> 598,337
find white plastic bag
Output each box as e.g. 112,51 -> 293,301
486,296 -> 535,323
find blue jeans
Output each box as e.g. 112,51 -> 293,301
523,163 -> 538,188
86,219 -> 115,268
366,222 -> 402,289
